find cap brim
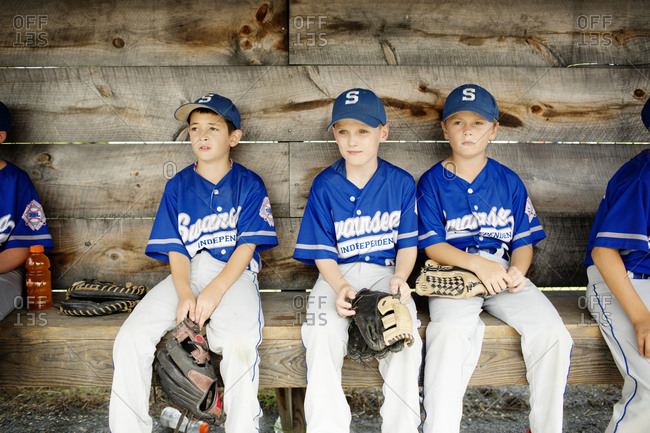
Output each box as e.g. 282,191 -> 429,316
326,113 -> 383,131
442,107 -> 497,122
174,103 -> 240,129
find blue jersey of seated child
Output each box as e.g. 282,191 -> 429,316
294,158 -> 419,266
584,149 -> 650,275
418,158 -> 545,254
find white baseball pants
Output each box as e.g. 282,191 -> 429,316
0,268 -> 23,321
422,251 -> 573,433
301,262 -> 423,433
587,265 -> 650,433
109,252 -> 264,433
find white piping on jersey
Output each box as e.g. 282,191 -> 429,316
334,210 -> 401,241
512,225 -> 544,242
148,238 -> 184,246
397,230 -> 418,241
239,230 -> 277,238
418,230 -> 437,241
178,207 -> 241,243
6,233 -> 52,243
445,208 -> 515,233
596,231 -> 650,242
295,243 -> 338,254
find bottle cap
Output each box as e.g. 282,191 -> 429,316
200,423 -> 210,433
29,245 -> 44,253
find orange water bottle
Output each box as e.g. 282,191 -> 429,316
25,245 -> 53,310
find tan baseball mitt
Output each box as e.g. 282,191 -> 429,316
415,259 -> 487,298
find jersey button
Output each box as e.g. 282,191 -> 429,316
356,210 -> 361,215
217,206 -> 222,212
478,236 -> 484,241
214,190 -> 219,195
220,249 -> 226,254
474,205 -> 478,211
365,256 -> 370,261
350,196 -> 356,202
467,188 -> 473,194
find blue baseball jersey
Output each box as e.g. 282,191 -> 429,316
418,158 -> 545,252
584,150 -> 650,275
0,161 -> 54,253
293,158 -> 419,267
146,161 -> 278,272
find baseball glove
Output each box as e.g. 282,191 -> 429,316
350,289 -> 413,354
155,318 -> 222,425
59,279 -> 148,316
415,259 -> 487,298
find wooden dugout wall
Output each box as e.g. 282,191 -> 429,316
0,0 -> 649,290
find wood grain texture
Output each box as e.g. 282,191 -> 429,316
0,291 -> 619,387
289,0 -> 650,66
1,66 -> 649,143
0,142 -> 290,218
0,0 -> 287,66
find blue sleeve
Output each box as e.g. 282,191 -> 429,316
417,171 -> 447,249
396,178 -> 419,249
236,179 -> 278,252
145,182 -> 189,263
293,183 -> 338,266
591,178 -> 650,252
510,179 -> 546,250
3,171 -> 53,252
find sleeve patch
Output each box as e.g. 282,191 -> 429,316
259,196 -> 275,227
22,200 -> 47,231
524,196 -> 537,223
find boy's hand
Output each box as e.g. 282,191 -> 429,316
473,258 -> 513,295
633,314 -> 650,358
194,288 -> 226,328
176,293 -> 196,325
336,285 -> 357,317
506,266 -> 526,293
389,276 -> 412,303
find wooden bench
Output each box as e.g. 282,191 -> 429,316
0,290 -> 621,432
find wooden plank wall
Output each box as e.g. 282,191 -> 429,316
0,0 -> 649,290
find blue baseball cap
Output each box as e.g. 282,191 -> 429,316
0,100 -> 11,133
642,98 -> 650,133
174,93 -> 241,129
442,84 -> 499,122
326,88 -> 386,130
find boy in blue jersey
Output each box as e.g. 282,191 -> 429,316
109,93 -> 278,433
584,99 -> 650,433
294,88 -> 423,433
417,84 -> 573,433
0,100 -> 54,320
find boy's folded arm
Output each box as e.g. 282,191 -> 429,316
424,242 -> 512,294
592,246 -> 650,358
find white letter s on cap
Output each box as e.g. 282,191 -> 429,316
462,88 -> 475,101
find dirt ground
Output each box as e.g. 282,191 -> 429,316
0,384 -> 619,432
